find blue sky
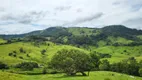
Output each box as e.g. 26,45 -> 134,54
0,0 -> 142,34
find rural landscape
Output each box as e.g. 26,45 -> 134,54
0,25 -> 142,80
0,0 -> 142,80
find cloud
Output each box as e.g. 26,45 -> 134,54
76,8 -> 83,13
0,11 -> 46,24
0,23 -> 44,34
55,6 -> 72,11
131,4 -> 142,11
63,13 -> 103,26
122,18 -> 142,29
0,7 -> 5,12
112,2 -> 121,5
0,0 -> 142,34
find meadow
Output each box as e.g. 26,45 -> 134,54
0,70 -> 142,80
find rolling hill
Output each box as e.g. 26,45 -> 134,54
1,25 -> 142,46
0,25 -> 142,80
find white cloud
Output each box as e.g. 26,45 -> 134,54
0,23 -> 43,34
0,0 -> 142,34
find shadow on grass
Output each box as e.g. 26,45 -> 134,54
53,74 -> 89,79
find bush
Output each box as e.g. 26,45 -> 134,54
19,56 -> 23,59
26,54 -> 30,57
41,49 -> 46,55
19,47 -> 26,53
50,71 -> 57,74
15,62 -> 38,71
13,50 -> 17,53
8,53 -> 13,56
8,52 -> 17,57
13,53 -> 17,57
0,62 -> 9,69
19,47 -> 24,53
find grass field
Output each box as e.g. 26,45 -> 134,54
0,41 -> 142,65
94,46 -> 142,63
0,41 -> 142,80
0,70 -> 142,80
0,38 -> 6,43
0,42 -> 89,65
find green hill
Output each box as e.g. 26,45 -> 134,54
0,25 -> 142,80
1,25 -> 142,47
0,41 -> 89,65
0,41 -> 142,66
0,71 -> 142,80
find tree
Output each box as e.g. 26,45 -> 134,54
139,68 -> 142,77
110,57 -> 140,76
42,67 -> 47,74
7,40 -> 12,44
19,47 -> 24,53
90,52 -> 100,70
99,59 -> 110,71
49,49 -> 91,76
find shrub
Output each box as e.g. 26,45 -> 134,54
8,53 -> 13,56
41,49 -> 46,55
19,47 -> 26,53
0,62 -> 9,69
15,62 -> 38,71
13,50 -> 17,53
26,54 -> 30,57
50,71 -> 57,74
19,47 -> 24,53
19,56 -> 23,59
13,53 -> 17,57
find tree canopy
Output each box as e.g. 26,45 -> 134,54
49,49 -> 91,76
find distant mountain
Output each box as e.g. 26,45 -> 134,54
1,25 -> 142,46
102,25 -> 142,36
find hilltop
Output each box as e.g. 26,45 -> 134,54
1,25 -> 142,47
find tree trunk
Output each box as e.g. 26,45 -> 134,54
81,72 -> 87,76
88,71 -> 90,76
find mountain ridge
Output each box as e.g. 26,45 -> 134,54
0,25 -> 142,46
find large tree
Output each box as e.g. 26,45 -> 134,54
49,49 -> 91,76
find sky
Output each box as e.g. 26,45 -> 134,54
0,0 -> 142,34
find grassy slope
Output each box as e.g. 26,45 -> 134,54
0,41 -> 142,79
0,41 -> 142,64
0,71 -> 142,80
68,27 -> 93,35
0,41 -> 142,65
0,42 -> 89,65
137,35 -> 142,40
94,46 -> 142,63
68,27 -> 101,36
107,36 -> 133,44
0,38 -> 6,43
